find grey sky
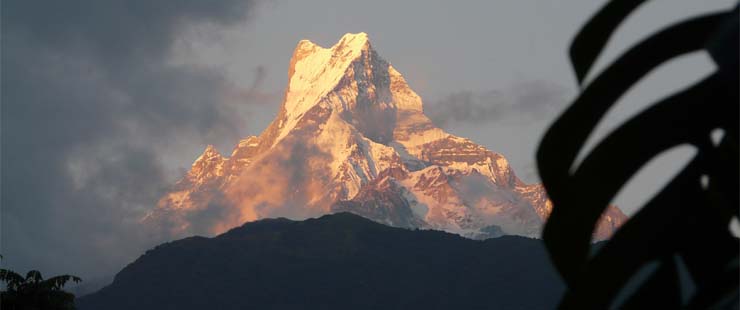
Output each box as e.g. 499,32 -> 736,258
2,0 -> 735,281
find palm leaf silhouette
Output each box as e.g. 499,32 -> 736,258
537,1 -> 738,308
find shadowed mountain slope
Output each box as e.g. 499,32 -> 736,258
80,213 -> 564,309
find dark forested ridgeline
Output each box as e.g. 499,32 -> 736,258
79,213 -> 564,310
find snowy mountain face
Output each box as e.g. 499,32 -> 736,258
146,33 -> 626,239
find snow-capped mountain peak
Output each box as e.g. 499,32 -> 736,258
147,33 -> 627,240
279,32 -> 378,143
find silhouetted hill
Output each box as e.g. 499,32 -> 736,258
78,213 -> 564,309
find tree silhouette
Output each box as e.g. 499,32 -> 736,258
537,1 -> 738,308
1,257 -> 82,310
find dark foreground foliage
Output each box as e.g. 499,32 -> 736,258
79,213 -> 564,310
537,0 -> 739,308
0,264 -> 82,310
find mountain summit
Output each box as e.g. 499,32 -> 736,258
145,33 -> 626,239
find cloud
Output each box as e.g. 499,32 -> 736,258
425,80 -> 569,128
222,139 -> 335,227
1,0 -> 262,279
224,65 -> 281,106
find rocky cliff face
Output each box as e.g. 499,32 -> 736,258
144,32 -> 627,239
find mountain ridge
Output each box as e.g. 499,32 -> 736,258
79,212 -> 565,310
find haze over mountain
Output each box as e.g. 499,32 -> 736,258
79,213 -> 565,309
145,33 -> 626,240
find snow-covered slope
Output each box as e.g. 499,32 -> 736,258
145,33 -> 627,239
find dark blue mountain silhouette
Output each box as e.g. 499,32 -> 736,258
79,212 -> 564,309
